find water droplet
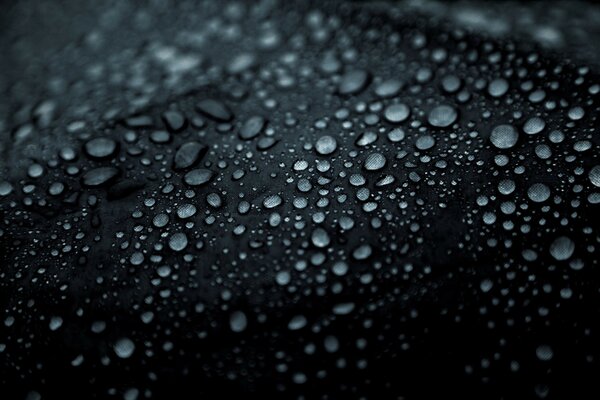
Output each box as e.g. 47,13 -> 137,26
363,152 -> 386,171
174,142 -> 208,170
114,338 -> 135,358
332,302 -> 355,315
415,135 -> 435,150
523,117 -> 545,135
49,316 -> 63,331
374,79 -> 403,98
384,103 -> 410,123
498,179 -> 516,195
257,136 -> 279,151
567,106 -> 585,121
183,169 -> 214,186
196,99 -> 233,122
150,130 -> 171,144
169,232 -> 188,251
162,110 -> 186,132
239,116 -> 266,140
427,104 -> 457,128
0,181 -> 14,196
81,167 -> 121,187
355,131 -> 378,147
288,315 -> 307,330
315,135 -> 337,155
527,183 -> 551,203
84,137 -> 118,159
229,311 -> 247,332
48,182 -> 65,196
536,345 -> 554,361
352,244 -> 372,260
480,279 -> 493,293
488,78 -> 509,97
332,261 -> 348,276
125,115 -> 153,129
311,227 -> 330,248
589,165 -> 600,187
263,194 -> 283,209
206,192 -> 223,208
387,128 -> 405,142
490,124 -> 518,149
177,204 -> 197,219
338,69 -> 371,95
441,75 -> 462,93
550,236 -> 575,261
275,270 -> 291,285
227,52 -> 257,74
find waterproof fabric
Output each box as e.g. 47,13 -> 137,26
0,1 -> 599,399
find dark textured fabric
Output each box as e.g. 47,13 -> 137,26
1,1 -> 599,399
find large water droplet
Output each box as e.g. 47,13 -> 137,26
384,104 -> 410,123
363,152 -> 387,171
183,169 -> 215,186
81,167 -> 121,187
114,338 -> 135,358
427,104 -> 457,128
169,232 -> 188,251
589,165 -> 600,187
527,183 -> 551,203
338,70 -> 371,95
239,116 -> 266,140
84,137 -> 118,159
315,135 -> 337,155
174,142 -> 208,170
549,236 -> 575,261
229,311 -> 247,332
196,99 -> 233,122
490,124 -> 518,149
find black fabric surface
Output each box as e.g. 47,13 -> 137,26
0,1 -> 599,399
